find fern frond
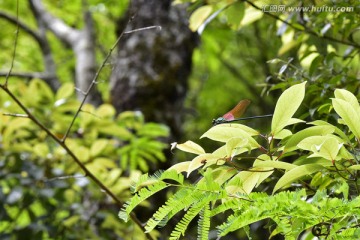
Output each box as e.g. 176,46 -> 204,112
170,193 -> 218,240
119,181 -> 168,222
217,190 -> 309,237
159,169 -> 184,184
198,203 -> 211,240
145,187 -> 197,232
169,202 -> 205,240
210,198 -> 247,217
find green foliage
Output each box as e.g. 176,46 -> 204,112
0,79 -> 168,239
122,83 -> 360,239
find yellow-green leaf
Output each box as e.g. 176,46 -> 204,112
273,164 -> 324,193
90,139 -> 109,157
55,82 -> 75,100
189,5 -> 213,32
201,126 -> 260,148
271,82 -> 306,135
175,140 -> 205,155
187,153 -> 217,177
332,98 -> 360,139
226,137 -> 249,159
168,161 -> 191,174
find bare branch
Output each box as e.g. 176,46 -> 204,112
29,0 -> 80,45
124,25 -> 162,34
3,113 -> 28,118
0,71 -> 55,80
0,10 -> 41,43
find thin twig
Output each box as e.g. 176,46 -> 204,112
3,113 -> 28,118
43,174 -> 86,182
0,71 -> 54,80
124,25 -> 161,34
0,10 -> 41,43
61,23 -> 161,142
4,1 -> 20,87
243,0 -> 360,49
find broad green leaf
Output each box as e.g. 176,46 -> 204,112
217,123 -> 259,136
90,139 -> 109,157
273,164 -> 324,193
349,165 -> 360,170
75,146 -> 90,162
240,7 -> 263,27
308,138 -> 343,161
176,140 -> 205,155
332,98 -> 360,139
211,167 -> 238,185
253,161 -> 296,171
226,137 -> 249,159
187,154 -> 217,177
225,1 -> 245,29
96,104 -> 116,118
310,120 -> 350,143
55,82 -> 75,100
284,125 -> 335,152
271,82 -> 306,135
255,169 -> 273,187
297,135 -> 342,150
97,123 -> 132,140
189,5 -> 213,32
34,143 -> 49,158
334,89 -> 360,111
273,129 -> 292,139
212,145 -> 227,157
168,161 -> 191,173
86,158 -> 117,173
201,126 -> 260,148
226,171 -> 260,195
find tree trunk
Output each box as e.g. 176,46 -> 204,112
110,0 -> 198,141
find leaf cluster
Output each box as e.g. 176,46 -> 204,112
0,79 -> 168,239
121,82 -> 360,239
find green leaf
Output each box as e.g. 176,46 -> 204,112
96,104 -> 116,118
226,171 -> 260,194
187,154 -> 217,177
271,82 -> 306,135
273,164 -> 324,193
253,160 -> 296,171
334,89 -> 360,110
175,140 -> 206,155
225,1 -> 245,29
55,82 -> 75,100
309,138 -> 342,161
217,123 -> 259,136
168,161 -> 191,173
240,7 -> 263,27
348,165 -> 360,170
297,135 -> 344,160
226,137 -> 249,159
189,5 -> 213,32
90,139 -> 109,157
201,126 -> 260,148
284,125 -> 335,152
332,97 -> 360,139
